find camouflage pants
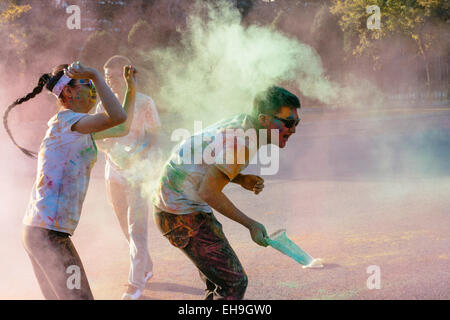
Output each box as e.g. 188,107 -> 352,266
22,226 -> 93,300
153,209 -> 248,300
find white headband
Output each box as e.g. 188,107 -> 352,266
52,74 -> 72,97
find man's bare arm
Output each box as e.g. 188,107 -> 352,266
198,166 -> 268,246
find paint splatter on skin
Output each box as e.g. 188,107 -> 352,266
266,107 -> 299,149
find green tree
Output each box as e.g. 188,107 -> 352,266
0,0 -> 31,72
330,0 -> 449,88
0,0 -> 30,24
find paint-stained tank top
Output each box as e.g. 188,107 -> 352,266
152,113 -> 258,215
24,109 -> 97,235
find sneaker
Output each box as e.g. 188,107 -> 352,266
121,285 -> 142,300
204,290 -> 214,300
144,271 -> 153,282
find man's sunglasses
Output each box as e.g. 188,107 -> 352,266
273,116 -> 300,128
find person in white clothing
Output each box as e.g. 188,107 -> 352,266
3,61 -> 138,299
95,55 -> 161,300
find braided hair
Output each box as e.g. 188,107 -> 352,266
3,64 -> 74,158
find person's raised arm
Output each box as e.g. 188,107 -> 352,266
66,62 -> 127,134
92,65 -> 138,140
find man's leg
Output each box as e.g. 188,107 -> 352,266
199,270 -> 218,300
183,214 -> 248,300
105,177 -> 130,241
155,210 -> 248,300
26,254 -> 59,300
127,185 -> 153,291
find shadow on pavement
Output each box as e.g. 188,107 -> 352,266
145,281 -> 204,296
322,263 -> 341,270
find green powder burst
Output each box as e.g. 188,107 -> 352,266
146,0 -> 339,127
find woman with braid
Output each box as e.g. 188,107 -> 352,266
3,61 -> 138,299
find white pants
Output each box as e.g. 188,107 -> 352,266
106,162 -> 153,290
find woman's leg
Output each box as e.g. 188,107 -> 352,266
26,253 -> 59,300
22,225 -> 94,300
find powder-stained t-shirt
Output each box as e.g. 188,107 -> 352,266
24,109 -> 98,235
152,113 -> 258,215
95,92 -> 161,172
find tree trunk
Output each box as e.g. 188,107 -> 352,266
416,34 -> 431,100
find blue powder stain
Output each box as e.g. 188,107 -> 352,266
278,282 -> 301,289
